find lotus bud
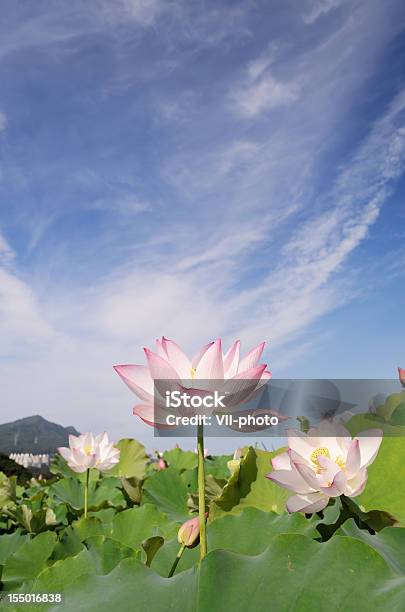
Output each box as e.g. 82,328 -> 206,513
227,448 -> 243,475
398,367 -> 405,388
177,514 -> 207,547
157,458 -> 167,470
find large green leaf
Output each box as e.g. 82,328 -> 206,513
209,446 -> 289,520
0,531 -> 29,566
40,535 -> 405,611
337,519 -> 405,574
1,531 -> 56,584
106,504 -> 173,549
152,507 -> 319,576
49,478 -> 84,510
142,468 -> 190,521
0,472 -> 16,508
72,517 -> 106,541
31,548 -> 95,598
204,454 -> 233,480
346,413 -> 405,437
374,391 -> 405,421
162,448 -> 198,471
49,477 -> 125,512
107,439 -> 149,480
89,478 -> 126,510
51,527 -> 83,561
46,558 -> 197,611
342,434 -> 405,526
196,535 -> 405,611
84,536 -> 140,573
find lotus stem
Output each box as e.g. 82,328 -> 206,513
84,468 -> 90,518
168,543 -> 185,578
197,423 -> 207,560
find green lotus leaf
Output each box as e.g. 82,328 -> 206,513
106,504 -> 174,549
84,536 -> 140,573
49,477 -> 125,513
89,477 -> 126,510
209,446 -> 289,520
38,534 -> 405,611
341,432 -> 405,526
141,535 -> 164,567
204,454 -> 233,480
0,531 -> 29,566
72,517 -> 106,541
152,507 -> 319,576
28,548 -> 96,608
196,534 -> 405,611
0,472 -> 17,508
162,448 -> 198,471
2,531 -> 56,585
336,519 -> 405,574
120,476 -> 143,504
142,467 -> 191,521
87,508 -> 117,523
107,439 -> 149,480
51,527 -> 83,561
375,391 -> 405,421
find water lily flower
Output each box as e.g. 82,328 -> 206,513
114,337 -> 271,426
266,422 -> 383,513
58,432 -> 120,473
177,514 -> 207,547
398,367 -> 405,388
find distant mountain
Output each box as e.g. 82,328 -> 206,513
0,415 -> 80,454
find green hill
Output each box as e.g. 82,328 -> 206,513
0,415 -> 80,454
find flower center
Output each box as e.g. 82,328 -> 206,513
190,367 -> 196,380
84,445 -> 93,455
310,447 -> 330,466
310,447 -> 346,473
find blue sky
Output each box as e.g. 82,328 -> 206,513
0,0 -> 404,452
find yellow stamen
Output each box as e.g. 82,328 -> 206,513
190,367 -> 196,380
335,456 -> 346,470
310,447 -> 330,465
84,445 -> 92,455
310,447 -> 330,474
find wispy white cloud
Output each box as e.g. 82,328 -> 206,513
230,73 -> 300,119
91,196 -> 152,215
116,0 -> 170,25
303,0 -> 344,24
0,271 -> 55,352
0,232 -> 15,263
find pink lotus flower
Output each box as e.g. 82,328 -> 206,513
58,432 -> 120,473
266,422 -> 383,513
398,367 -> 405,388
114,337 -> 271,427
